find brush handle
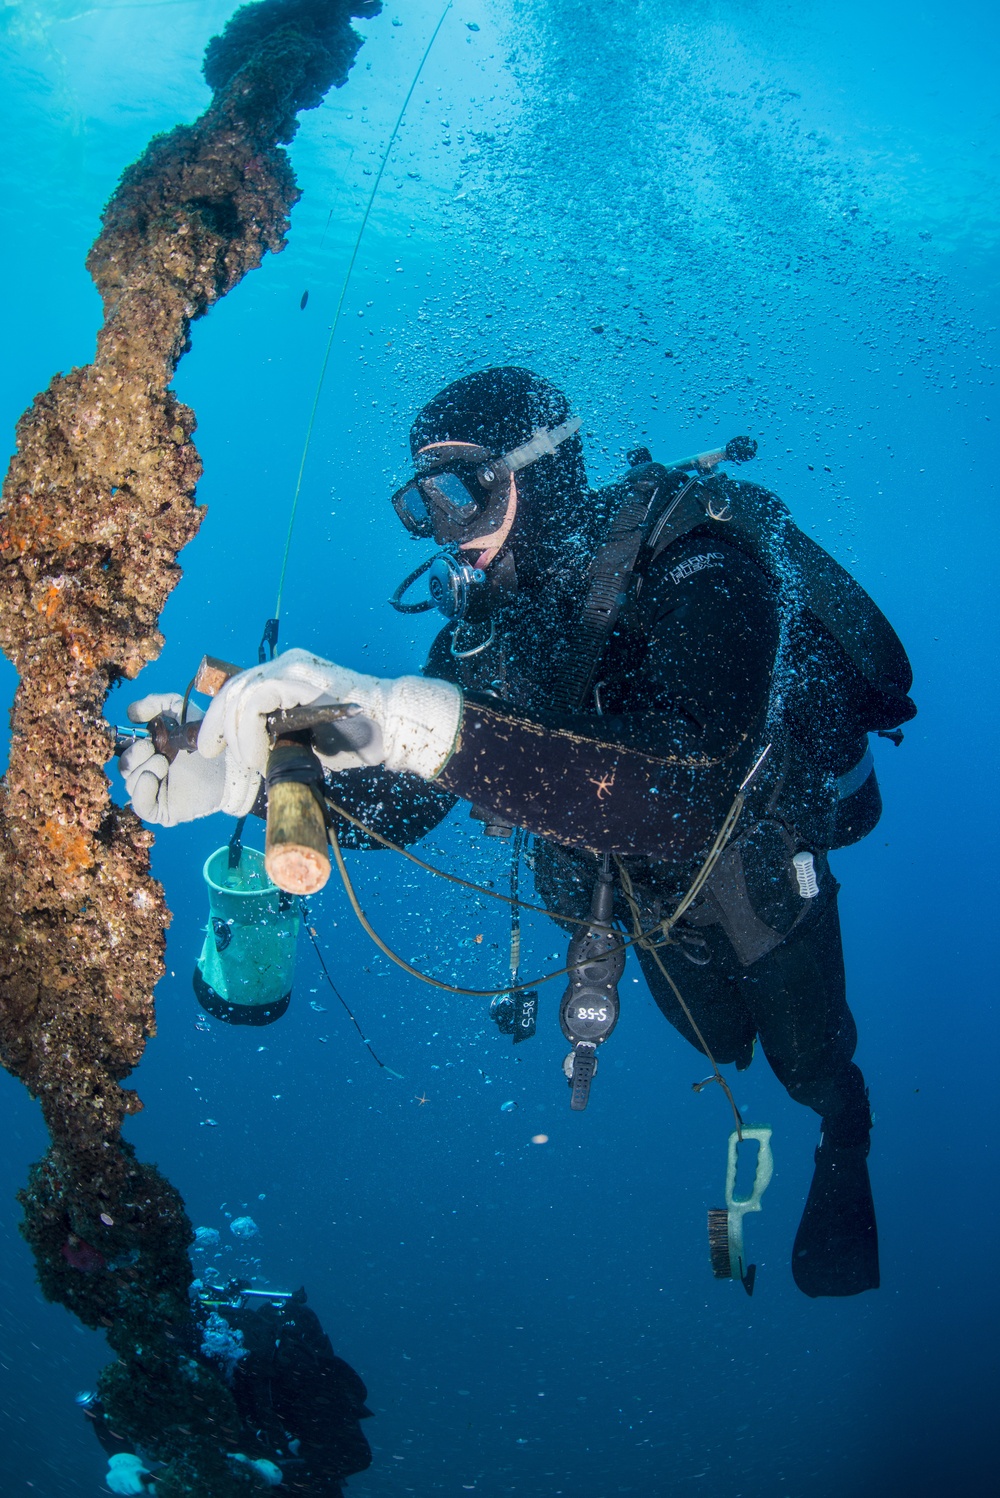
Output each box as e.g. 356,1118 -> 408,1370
263,735 -> 331,896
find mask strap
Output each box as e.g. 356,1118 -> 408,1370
460,474 -> 518,570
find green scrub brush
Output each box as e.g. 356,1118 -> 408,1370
708,1126 -> 774,1296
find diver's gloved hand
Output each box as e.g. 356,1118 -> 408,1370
105,1452 -> 154,1494
198,648 -> 463,783
227,1453 -> 283,1486
120,693 -> 258,825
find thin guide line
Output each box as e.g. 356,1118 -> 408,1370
274,0 -> 454,620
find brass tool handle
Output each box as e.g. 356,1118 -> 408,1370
131,658 -> 242,764
148,711 -> 202,763
264,735 -> 331,896
194,654 -> 244,697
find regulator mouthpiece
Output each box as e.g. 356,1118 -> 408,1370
428,551 -> 486,621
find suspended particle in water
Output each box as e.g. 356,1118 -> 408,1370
300,290 -> 309,310
531,1134 -> 549,1145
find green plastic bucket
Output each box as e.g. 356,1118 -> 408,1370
193,846 -> 301,1027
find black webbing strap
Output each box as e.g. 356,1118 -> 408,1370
550,470 -> 710,715
640,474 -> 708,567
549,487 -> 658,714
569,1045 -> 598,1110
266,739 -> 330,823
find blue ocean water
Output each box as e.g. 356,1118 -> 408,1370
1,1 -> 998,1493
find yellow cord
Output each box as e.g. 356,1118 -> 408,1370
326,787 -> 752,1130
326,797 -> 608,930
325,784 -> 748,1031
328,822 -> 674,997
323,744 -> 777,1131
614,805 -> 747,1136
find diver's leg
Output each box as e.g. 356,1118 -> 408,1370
744,893 -> 869,1128
635,925 -> 757,1069
743,893 -> 879,1297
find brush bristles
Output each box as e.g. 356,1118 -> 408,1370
707,1207 -> 734,1278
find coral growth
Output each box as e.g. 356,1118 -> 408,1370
0,2 -> 377,1490
205,0 -> 380,112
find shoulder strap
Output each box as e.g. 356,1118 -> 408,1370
549,467 -> 697,713
550,461 -> 914,728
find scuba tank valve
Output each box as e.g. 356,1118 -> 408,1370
655,435 -> 758,476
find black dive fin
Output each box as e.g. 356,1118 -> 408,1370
792,1142 -> 880,1298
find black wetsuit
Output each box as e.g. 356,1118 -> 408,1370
86,1292 -> 372,1496
326,358 -> 910,1295
225,1292 -> 372,1496
328,483 -> 874,1145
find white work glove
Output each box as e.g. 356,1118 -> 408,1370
198,648 -> 463,784
228,1453 -> 283,1486
106,1452 -> 153,1495
120,693 -> 258,825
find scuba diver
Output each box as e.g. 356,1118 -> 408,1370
120,366 -> 915,1298
80,1283 -> 373,1493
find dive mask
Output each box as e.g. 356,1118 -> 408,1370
391,417 -> 583,553
389,417 -> 582,630
391,443 -> 513,551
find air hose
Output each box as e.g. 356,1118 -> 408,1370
321,744 -> 772,1128
322,750 -> 767,1009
